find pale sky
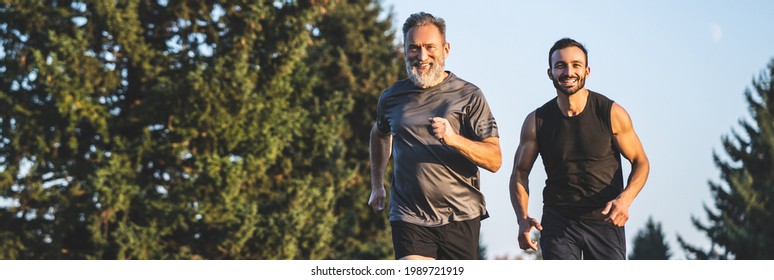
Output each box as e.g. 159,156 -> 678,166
381,0 -> 774,259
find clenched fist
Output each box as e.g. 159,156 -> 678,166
428,117 -> 457,145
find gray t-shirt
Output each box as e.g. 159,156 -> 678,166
376,71 -> 499,227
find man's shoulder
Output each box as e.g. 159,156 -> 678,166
536,97 -> 557,116
445,72 -> 481,93
377,79 -> 414,106
586,90 -> 617,116
381,78 -> 414,96
588,90 -> 614,103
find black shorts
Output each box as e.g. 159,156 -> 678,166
390,217 -> 480,260
540,207 -> 626,260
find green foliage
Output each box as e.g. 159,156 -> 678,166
0,0 -> 402,259
679,59 -> 774,260
477,236 -> 487,260
629,216 -> 671,260
305,0 -> 405,259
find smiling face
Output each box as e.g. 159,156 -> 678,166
548,46 -> 590,96
404,24 -> 450,88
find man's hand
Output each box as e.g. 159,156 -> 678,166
429,117 -> 458,145
601,198 -> 631,226
368,187 -> 386,212
517,217 -> 543,251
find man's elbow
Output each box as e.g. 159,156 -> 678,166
633,152 -> 650,168
483,155 -> 502,173
637,156 -> 651,174
479,138 -> 502,172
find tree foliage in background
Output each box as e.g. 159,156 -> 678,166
0,0 -> 403,259
477,236 -> 487,260
306,0 -> 404,259
494,231 -> 542,260
629,216 -> 671,260
679,59 -> 774,260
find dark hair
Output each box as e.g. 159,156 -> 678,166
402,12 -> 446,42
548,38 -> 588,67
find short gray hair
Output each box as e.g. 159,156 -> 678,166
402,12 -> 446,42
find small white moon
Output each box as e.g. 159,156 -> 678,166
710,23 -> 723,42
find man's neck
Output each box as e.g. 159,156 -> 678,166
420,71 -> 450,89
556,88 -> 589,117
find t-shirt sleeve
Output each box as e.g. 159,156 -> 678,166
466,90 -> 499,140
375,92 -> 391,134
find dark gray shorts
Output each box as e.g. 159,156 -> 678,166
540,207 -> 626,260
390,217 -> 480,260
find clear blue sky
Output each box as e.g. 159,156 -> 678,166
381,0 -> 774,259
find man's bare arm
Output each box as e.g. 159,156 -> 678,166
509,112 -> 542,250
601,103 -> 650,226
369,123 -> 392,212
429,117 -> 502,172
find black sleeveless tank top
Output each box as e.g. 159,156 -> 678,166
536,90 -> 624,219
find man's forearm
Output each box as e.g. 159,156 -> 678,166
619,158 -> 650,204
509,172 -> 531,222
369,124 -> 392,188
446,135 -> 502,172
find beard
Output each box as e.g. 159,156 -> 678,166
406,56 -> 446,88
551,73 -> 587,96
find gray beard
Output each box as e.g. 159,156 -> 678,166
406,59 -> 446,88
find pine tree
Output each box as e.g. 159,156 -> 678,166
629,216 -> 671,260
678,59 -> 774,260
305,0 -> 405,259
0,1 -> 340,259
477,236 -> 488,260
